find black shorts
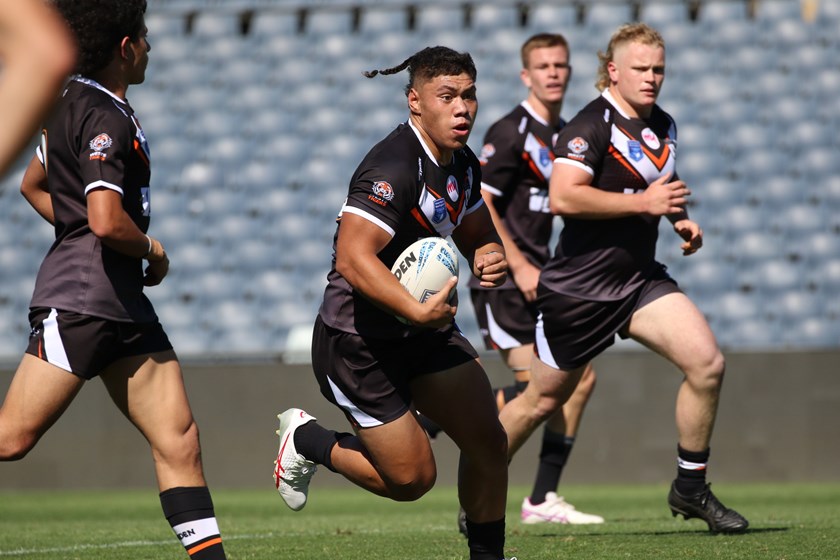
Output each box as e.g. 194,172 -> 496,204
535,271 -> 680,370
26,307 -> 173,380
311,315 -> 479,429
470,288 -> 538,351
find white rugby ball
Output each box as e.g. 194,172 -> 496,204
390,237 -> 459,323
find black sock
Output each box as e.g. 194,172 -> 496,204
465,517 -> 505,560
160,486 -> 226,559
417,413 -> 443,439
675,445 -> 710,496
530,430 -> 573,505
294,421 -> 351,473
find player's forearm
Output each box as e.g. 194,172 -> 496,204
552,183 -> 646,219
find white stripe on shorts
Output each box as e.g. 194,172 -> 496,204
327,377 -> 383,428
43,308 -> 72,372
485,302 -> 521,350
534,312 -> 559,369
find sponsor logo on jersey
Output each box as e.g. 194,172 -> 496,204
641,128 -> 660,149
479,142 -> 496,163
89,133 -> 112,161
368,180 -> 394,207
432,197 -> 447,223
628,140 -> 643,162
446,176 -> 458,201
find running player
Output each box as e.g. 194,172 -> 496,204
274,47 -> 513,560
0,2 -> 228,558
497,23 -> 749,533
471,33 -> 603,526
0,0 -> 75,176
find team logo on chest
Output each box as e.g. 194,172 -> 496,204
446,176 -> 459,201
89,133 -> 112,161
432,198 -> 447,223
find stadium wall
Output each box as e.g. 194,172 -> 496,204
1,350 -> 838,490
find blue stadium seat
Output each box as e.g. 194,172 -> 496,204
305,7 -> 355,35
415,4 -> 464,32
358,6 -> 407,35
526,3 -> 577,31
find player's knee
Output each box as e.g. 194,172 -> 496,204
388,468 -> 437,501
688,350 -> 726,392
0,434 -> 38,461
153,421 -> 203,468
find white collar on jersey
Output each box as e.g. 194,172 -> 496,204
520,100 -> 550,127
72,75 -> 128,106
408,119 -> 448,168
600,88 -> 632,120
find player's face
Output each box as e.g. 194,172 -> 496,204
608,41 -> 665,118
409,72 -> 477,164
127,23 -> 151,85
521,45 -> 571,108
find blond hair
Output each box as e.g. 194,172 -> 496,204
595,23 -> 665,91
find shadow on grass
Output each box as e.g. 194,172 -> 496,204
525,526 -> 789,538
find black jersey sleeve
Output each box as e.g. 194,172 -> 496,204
553,104 -> 611,176
478,117 -> 522,196
343,156 -> 419,237
78,104 -> 133,197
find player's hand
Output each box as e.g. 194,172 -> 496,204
512,260 -> 541,302
642,174 -> 690,216
673,219 -> 703,255
143,253 -> 169,286
409,276 -> 458,328
475,251 -> 508,288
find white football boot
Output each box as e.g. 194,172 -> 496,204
274,408 -> 318,511
521,492 -> 604,525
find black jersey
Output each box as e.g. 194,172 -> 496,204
540,90 -> 678,301
319,121 -> 484,338
30,77 -> 156,322
470,102 -> 563,290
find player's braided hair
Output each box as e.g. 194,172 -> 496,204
54,0 -> 147,77
364,46 -> 477,97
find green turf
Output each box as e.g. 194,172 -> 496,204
1,483 -> 839,559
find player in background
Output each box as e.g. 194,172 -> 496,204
274,47 -> 514,560
497,23 -> 749,533
471,33 -> 603,526
0,0 -> 76,176
0,2 -> 228,558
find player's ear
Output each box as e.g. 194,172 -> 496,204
119,36 -> 132,60
520,68 -> 531,89
407,87 -> 421,115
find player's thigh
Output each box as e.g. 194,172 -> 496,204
411,359 -> 505,454
0,353 -> 85,440
501,343 -> 534,374
100,350 -> 196,444
627,292 -> 721,372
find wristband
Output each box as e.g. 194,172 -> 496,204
142,234 -> 153,259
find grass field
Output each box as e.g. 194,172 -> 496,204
1,483 -> 839,559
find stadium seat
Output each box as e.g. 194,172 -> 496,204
698,0 -> 749,23
190,10 -> 242,37
305,7 -> 355,35
584,2 -> 634,30
526,3 -> 577,31
358,6 -> 407,34
471,4 -> 521,32
415,4 -> 465,32
146,11 -> 188,36
249,9 -> 300,37
640,1 -> 690,26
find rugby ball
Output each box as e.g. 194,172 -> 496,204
390,237 -> 459,323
